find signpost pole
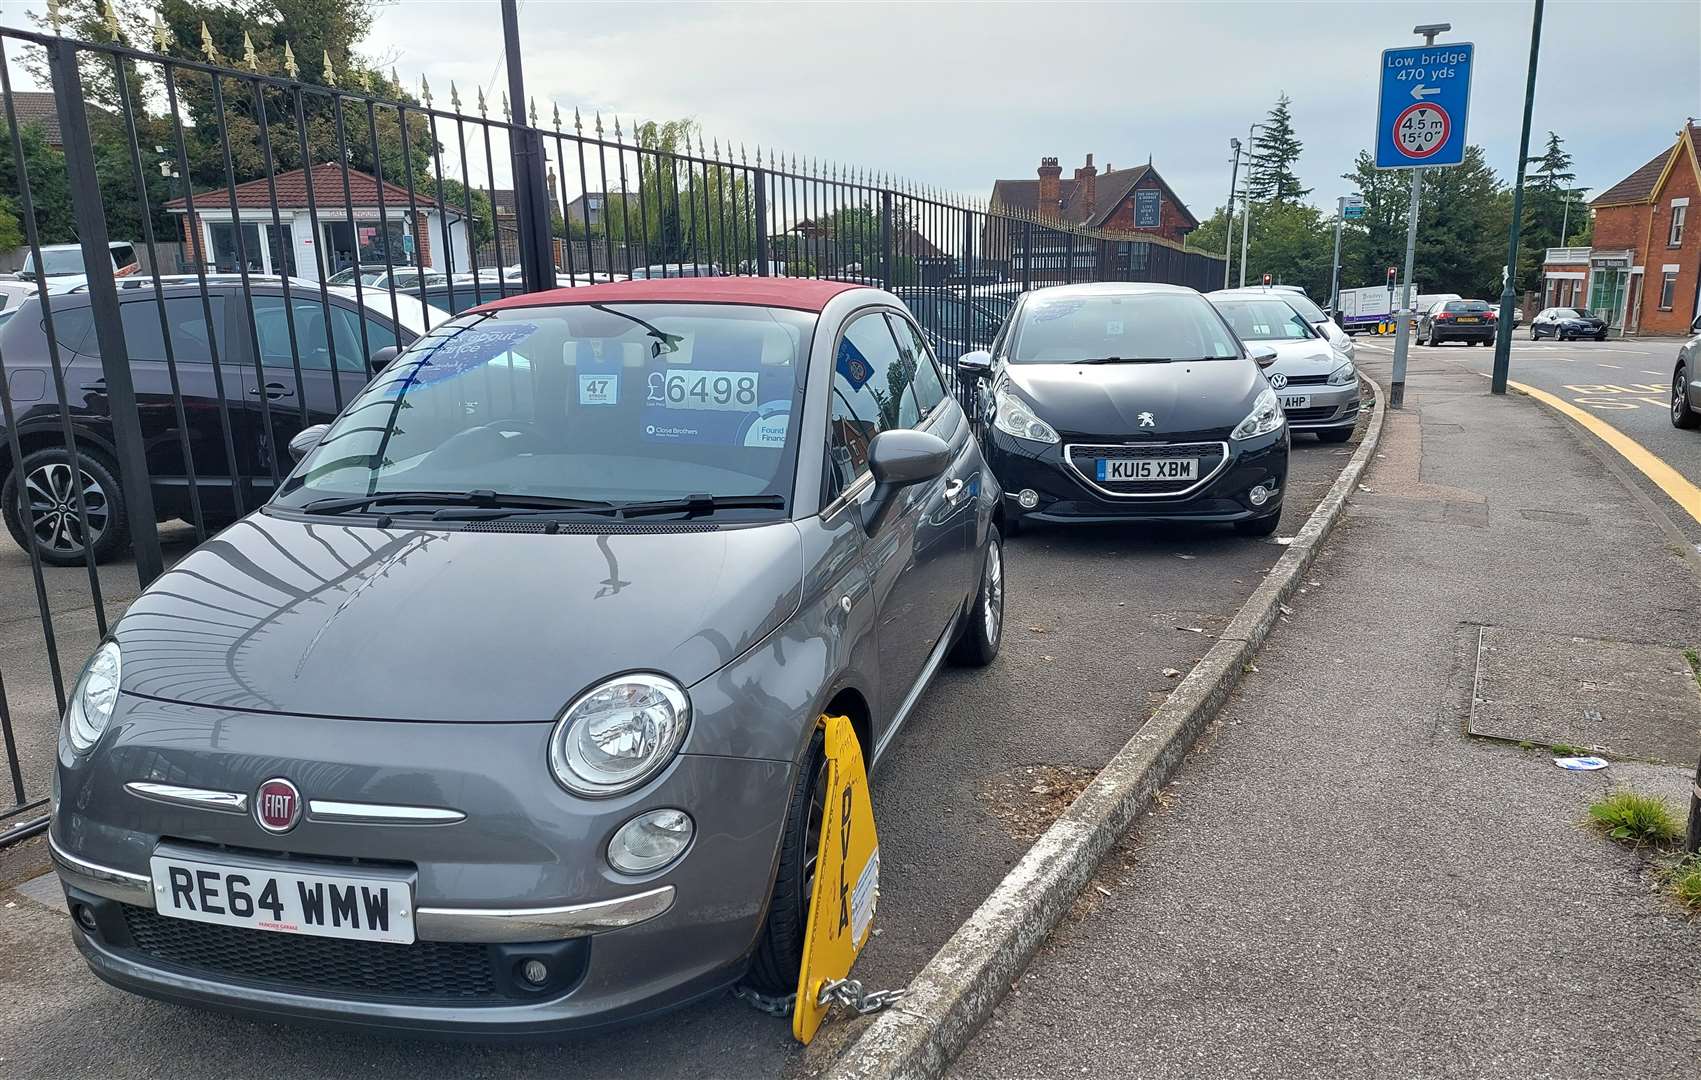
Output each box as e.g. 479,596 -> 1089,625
1492,0 -> 1545,395
1389,168 -> 1422,408
1329,196 -> 1345,314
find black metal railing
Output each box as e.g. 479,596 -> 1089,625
0,23 -> 1223,846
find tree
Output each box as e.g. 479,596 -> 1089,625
1246,94 -> 1310,203
1522,131 -> 1589,262
614,119 -> 755,269
0,122 -> 76,244
0,197 -> 23,251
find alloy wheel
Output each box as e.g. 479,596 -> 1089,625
799,754 -> 829,926
22,461 -> 108,555
983,538 -> 1003,647
1677,372 -> 1689,423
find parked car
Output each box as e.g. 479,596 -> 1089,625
1417,298 -> 1498,346
327,265 -> 450,291
958,282 -> 1289,536
893,286 -> 1005,362
1529,306 -> 1608,341
1670,313 -> 1701,430
1207,294 -> 1358,442
0,276 -> 432,564
1211,286 -> 1353,362
47,276 -> 1004,1035
628,263 -> 723,278
12,241 -> 141,288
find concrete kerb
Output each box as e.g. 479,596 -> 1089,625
825,377 -> 1389,1080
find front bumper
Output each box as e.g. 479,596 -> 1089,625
1275,382 -> 1360,430
986,425 -> 1288,525
52,697 -> 794,1034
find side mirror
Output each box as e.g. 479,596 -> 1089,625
288,423 -> 329,463
957,350 -> 993,377
1692,315 -> 1701,335
1251,344 -> 1279,368
368,345 -> 401,374
862,429 -> 952,530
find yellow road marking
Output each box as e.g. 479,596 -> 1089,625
1508,379 -> 1701,525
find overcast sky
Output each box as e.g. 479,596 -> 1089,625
5,0 -> 1700,216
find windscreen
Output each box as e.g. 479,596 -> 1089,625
274,302 -> 814,509
21,249 -> 86,277
1445,301 -> 1493,313
1009,291 -> 1239,363
1211,298 -> 1316,342
1279,292 -> 1328,323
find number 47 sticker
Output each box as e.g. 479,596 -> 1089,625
579,373 -> 617,405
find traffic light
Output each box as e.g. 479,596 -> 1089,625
1261,273 -> 1272,286
1386,266 -> 1397,289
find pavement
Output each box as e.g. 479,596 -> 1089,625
1356,333 -> 1701,546
950,348 -> 1701,1079
0,405 -> 1369,1077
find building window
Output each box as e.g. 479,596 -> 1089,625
1671,202 -> 1687,247
1659,270 -> 1678,311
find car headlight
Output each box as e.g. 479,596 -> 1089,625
64,641 -> 121,754
992,384 -> 1060,444
1326,361 -> 1356,386
549,674 -> 690,797
1231,387 -> 1285,441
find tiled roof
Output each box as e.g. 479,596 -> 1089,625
3,90 -> 111,146
989,163 -> 1197,231
1592,124 -> 1700,207
165,163 -> 449,214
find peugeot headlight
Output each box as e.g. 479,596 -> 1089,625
64,641 -> 121,754
992,384 -> 1060,444
1326,361 -> 1357,386
1231,387 -> 1285,441
549,674 -> 690,797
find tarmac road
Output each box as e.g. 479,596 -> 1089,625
0,406 -> 1367,1079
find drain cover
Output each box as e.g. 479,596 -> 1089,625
1467,627 -> 1701,764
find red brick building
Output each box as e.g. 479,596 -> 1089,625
1541,121 -> 1700,334
983,154 -> 1202,284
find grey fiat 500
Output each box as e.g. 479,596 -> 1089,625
49,277 -> 1004,1034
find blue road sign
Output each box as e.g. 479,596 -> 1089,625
1375,42 -> 1473,170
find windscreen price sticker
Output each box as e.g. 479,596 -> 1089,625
648,368 -> 759,412
1394,103 -> 1450,159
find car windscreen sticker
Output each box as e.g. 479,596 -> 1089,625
1105,319 -> 1125,336
579,372 -> 618,405
641,333 -> 792,446
391,322 -> 537,389
1030,299 -> 1083,322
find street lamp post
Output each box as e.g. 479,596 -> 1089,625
1223,137 -> 1242,289
1238,122 -> 1268,288
1492,0 -> 1546,395
1328,194 -> 1358,315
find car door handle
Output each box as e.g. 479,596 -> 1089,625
943,478 -> 966,504
249,382 -> 294,399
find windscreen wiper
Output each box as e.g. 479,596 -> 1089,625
1077,356 -> 1173,364
299,489 -> 613,516
429,492 -> 787,523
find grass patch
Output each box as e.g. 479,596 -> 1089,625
1664,857 -> 1701,913
1549,742 -> 1591,757
1588,790 -> 1683,848
1684,648 -> 1700,691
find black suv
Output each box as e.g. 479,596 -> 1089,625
0,277 -> 425,564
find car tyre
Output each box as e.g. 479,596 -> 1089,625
1234,511 -> 1282,537
1315,427 -> 1354,444
949,528 -> 1003,667
1674,365 -> 1700,430
1594,333 -> 1607,341
1529,326 -> 1539,340
1,446 -> 129,566
744,726 -> 828,996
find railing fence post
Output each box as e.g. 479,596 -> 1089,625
1021,220 -> 1032,291
48,41 -> 164,587
500,0 -> 556,293
754,168 -> 770,276
879,189 -> 893,289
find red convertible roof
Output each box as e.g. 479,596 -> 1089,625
469,277 -> 864,314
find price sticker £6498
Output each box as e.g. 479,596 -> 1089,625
648,369 -> 760,412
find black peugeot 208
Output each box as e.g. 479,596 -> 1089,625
957,282 -> 1290,536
